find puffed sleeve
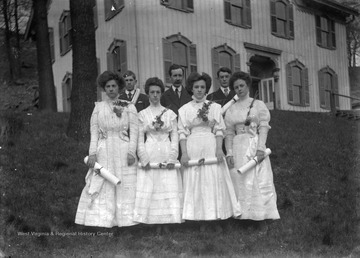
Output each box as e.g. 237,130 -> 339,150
137,111 -> 150,166
89,102 -> 100,155
210,103 -> 225,137
127,104 -> 139,158
255,101 -> 271,151
178,106 -> 190,140
224,107 -> 236,156
168,111 -> 179,163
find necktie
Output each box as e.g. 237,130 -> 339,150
128,92 -> 132,100
224,88 -> 229,97
175,88 -> 180,99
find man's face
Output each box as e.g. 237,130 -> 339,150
170,68 -> 183,88
124,75 -> 137,91
218,71 -> 231,88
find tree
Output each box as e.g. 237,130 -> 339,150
33,0 -> 57,111
66,0 -> 97,141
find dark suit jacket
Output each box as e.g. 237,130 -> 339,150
119,91 -> 149,112
160,86 -> 192,116
206,88 -> 236,107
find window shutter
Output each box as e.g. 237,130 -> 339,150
224,0 -> 231,23
97,58 -> 102,101
270,0 -> 277,33
163,38 -> 173,84
318,70 -> 325,108
189,44 -> 197,73
68,15 -> 72,48
244,0 -> 251,27
212,48 -> 220,91
59,21 -> 63,55
330,20 -> 336,48
332,73 -> 339,108
315,16 -> 321,46
93,1 -> 98,29
120,42 -> 127,74
288,4 -> 294,39
286,63 -> 293,104
105,0 -> 111,20
62,81 -> 67,112
107,52 -> 115,72
303,68 -> 309,106
234,53 -> 241,72
49,28 -> 55,63
187,0 -> 194,12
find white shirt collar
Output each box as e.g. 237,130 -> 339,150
172,85 -> 182,92
220,87 -> 229,94
125,89 -> 135,95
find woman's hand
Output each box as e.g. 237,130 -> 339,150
127,153 -> 136,166
256,150 -> 265,163
143,163 -> 151,171
87,154 -> 97,168
226,156 -> 234,169
180,153 -> 190,167
166,163 -> 175,170
215,148 -> 224,162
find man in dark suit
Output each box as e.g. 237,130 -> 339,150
160,64 -> 192,116
206,67 -> 235,107
119,70 -> 149,112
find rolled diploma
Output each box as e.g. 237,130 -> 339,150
237,148 -> 272,174
187,157 -> 219,166
84,156 -> 121,185
138,162 -> 182,169
221,95 -> 239,115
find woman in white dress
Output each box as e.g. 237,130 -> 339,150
133,77 -> 183,233
178,72 -> 241,230
224,71 -> 280,222
75,71 -> 138,228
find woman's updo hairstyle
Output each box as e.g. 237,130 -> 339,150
97,71 -> 125,91
185,72 -> 212,95
144,77 -> 165,94
228,71 -> 252,91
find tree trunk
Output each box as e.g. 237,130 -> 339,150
66,0 -> 98,141
33,0 -> 57,111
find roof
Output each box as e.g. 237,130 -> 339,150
300,0 -> 359,17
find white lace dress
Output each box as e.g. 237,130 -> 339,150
178,100 -> 241,221
75,100 -> 138,228
133,107 -> 183,224
224,98 -> 280,220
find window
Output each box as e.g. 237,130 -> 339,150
62,72 -> 72,112
105,0 -> 124,21
286,60 -> 309,106
318,67 -> 339,110
160,0 -> 194,13
224,0 -> 251,28
59,11 -> 72,56
316,15 -> 336,49
270,0 -> 294,39
49,27 -> 55,63
212,44 -> 240,90
163,33 -> 197,84
107,39 -> 127,74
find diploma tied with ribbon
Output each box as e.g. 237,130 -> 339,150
237,148 -> 272,174
84,156 -> 121,185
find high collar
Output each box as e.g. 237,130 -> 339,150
192,95 -> 206,103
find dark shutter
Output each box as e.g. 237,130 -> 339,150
93,0 -> 98,29
303,68 -> 309,106
224,0 -> 231,23
120,41 -> 127,75
288,3 -> 294,39
234,53 -> 241,72
107,51 -> 115,72
189,44 -> 197,73
244,0 -> 251,27
59,21 -> 63,55
333,73 -> 339,108
187,0 -> 194,12
286,63 -> 293,104
330,20 -> 336,48
318,70 -> 325,108
315,15 -> 321,46
270,0 -> 277,33
163,38 -> 173,84
212,48 -> 220,91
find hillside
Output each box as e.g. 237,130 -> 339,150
0,109 -> 359,257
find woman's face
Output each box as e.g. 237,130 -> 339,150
233,79 -> 249,98
148,85 -> 162,105
104,79 -> 119,100
192,80 -> 207,100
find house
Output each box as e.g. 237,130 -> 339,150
25,0 -> 358,113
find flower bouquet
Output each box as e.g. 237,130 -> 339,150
112,99 -> 129,117
197,101 -> 212,122
152,108 -> 168,131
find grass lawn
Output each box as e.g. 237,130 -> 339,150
0,110 -> 359,257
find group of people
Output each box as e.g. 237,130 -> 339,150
75,64 -> 280,233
